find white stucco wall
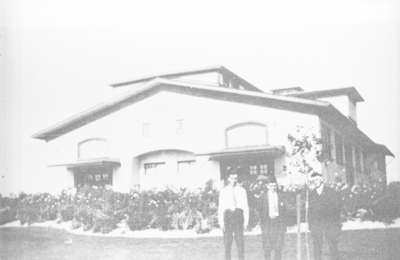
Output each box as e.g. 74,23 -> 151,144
40,89 -> 320,193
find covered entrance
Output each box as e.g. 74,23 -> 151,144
207,145 -> 285,183
55,159 -> 121,188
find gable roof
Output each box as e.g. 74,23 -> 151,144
110,65 -> 263,92
31,78 -> 393,157
32,78 -> 329,141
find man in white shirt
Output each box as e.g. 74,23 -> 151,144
218,170 -> 249,260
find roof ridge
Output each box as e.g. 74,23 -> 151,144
31,78 -> 333,141
109,65 -> 263,92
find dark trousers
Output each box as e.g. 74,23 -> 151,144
310,223 -> 341,260
223,209 -> 244,260
260,219 -> 286,260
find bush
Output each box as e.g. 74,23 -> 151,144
0,195 -> 18,224
59,204 -> 75,222
3,179 -> 400,233
16,193 -> 58,224
93,209 -> 118,233
126,191 -> 155,231
371,182 -> 400,224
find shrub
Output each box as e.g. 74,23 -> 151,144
93,209 -> 118,233
0,195 -> 18,224
3,179 -> 400,233
371,182 -> 400,224
126,191 -> 154,231
59,204 -> 75,222
16,193 -> 58,224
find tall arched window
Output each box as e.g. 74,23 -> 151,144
225,122 -> 268,148
78,138 -> 108,160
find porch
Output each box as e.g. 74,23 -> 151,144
205,145 -> 285,183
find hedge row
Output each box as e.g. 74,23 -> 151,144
1,180 -> 399,233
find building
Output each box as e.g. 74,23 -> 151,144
32,66 -> 394,193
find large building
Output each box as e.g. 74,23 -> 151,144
32,66 -> 393,193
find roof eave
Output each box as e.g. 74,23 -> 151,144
319,105 -> 394,157
288,87 -> 365,102
32,79 -> 330,141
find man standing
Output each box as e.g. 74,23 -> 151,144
218,170 -> 249,260
308,172 -> 342,260
255,175 -> 289,260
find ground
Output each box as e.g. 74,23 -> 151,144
1,227 -> 399,260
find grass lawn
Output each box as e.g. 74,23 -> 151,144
1,227 -> 400,260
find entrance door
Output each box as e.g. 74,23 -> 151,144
219,155 -> 275,183
73,166 -> 113,188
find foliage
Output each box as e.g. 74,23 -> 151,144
16,193 -> 58,224
1,180 -> 400,232
370,182 -> 400,224
0,194 -> 18,224
0,126 -> 397,231
126,181 -> 219,233
4,181 -> 219,233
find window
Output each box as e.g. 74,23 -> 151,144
334,133 -> 344,165
177,160 -> 196,187
344,144 -> 355,185
176,119 -> 184,135
362,151 -> 370,175
138,150 -> 195,189
377,156 -> 385,172
142,162 -> 166,190
74,169 -> 113,188
249,165 -> 258,175
344,144 -> 354,167
142,123 -> 151,137
78,138 -> 108,160
177,160 -> 195,174
355,147 -> 361,172
144,162 -> 165,175
226,122 -> 268,148
259,164 -> 269,175
321,124 -> 332,160
248,164 -> 269,176
360,151 -> 365,172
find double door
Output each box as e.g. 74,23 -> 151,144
219,156 -> 275,183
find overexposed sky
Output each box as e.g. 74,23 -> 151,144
1,0 -> 399,194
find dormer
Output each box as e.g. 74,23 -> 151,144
283,87 -> 364,124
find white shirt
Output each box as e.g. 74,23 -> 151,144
218,185 -> 249,228
267,189 -> 279,219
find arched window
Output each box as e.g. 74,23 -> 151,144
78,138 -> 108,160
225,122 -> 268,148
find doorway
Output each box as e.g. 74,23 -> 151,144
219,155 -> 275,183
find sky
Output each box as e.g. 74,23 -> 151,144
1,0 -> 400,194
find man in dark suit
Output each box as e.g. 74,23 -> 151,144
308,172 -> 342,260
254,175 -> 290,260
